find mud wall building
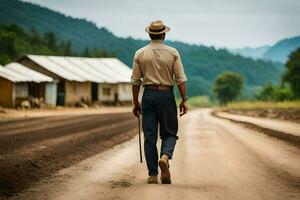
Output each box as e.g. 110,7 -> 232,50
0,63 -> 54,107
19,55 -> 132,106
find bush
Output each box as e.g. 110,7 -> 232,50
256,84 -> 294,101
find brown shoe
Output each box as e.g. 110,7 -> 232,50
159,159 -> 171,184
147,175 -> 158,184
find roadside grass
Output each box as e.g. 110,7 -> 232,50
176,96 -> 215,110
226,101 -> 300,110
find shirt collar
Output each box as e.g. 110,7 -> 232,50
150,40 -> 163,44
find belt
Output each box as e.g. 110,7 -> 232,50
144,85 -> 173,91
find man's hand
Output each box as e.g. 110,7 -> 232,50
179,100 -> 188,117
132,85 -> 141,117
177,82 -> 188,117
132,103 -> 142,117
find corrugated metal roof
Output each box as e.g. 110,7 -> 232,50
5,62 -> 53,82
0,66 -> 26,82
27,55 -> 84,81
47,56 -> 96,82
81,58 -> 119,83
100,58 -> 132,82
25,55 -> 132,83
64,57 -> 111,83
0,65 -> 47,83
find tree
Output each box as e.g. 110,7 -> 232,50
256,83 -> 294,101
43,32 -> 57,50
255,83 -> 275,101
89,48 -> 109,57
214,71 -> 244,105
82,47 -> 111,58
82,47 -> 91,57
0,32 -> 17,65
29,27 -> 41,45
282,48 -> 300,98
63,39 -> 72,56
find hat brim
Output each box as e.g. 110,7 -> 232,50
145,26 -> 170,35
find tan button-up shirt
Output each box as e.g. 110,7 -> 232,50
131,40 -> 187,86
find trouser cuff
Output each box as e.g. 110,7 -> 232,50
160,152 -> 173,160
149,171 -> 158,176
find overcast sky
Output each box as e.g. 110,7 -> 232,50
23,0 -> 300,48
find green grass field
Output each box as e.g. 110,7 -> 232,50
176,96 -> 215,109
176,96 -> 300,110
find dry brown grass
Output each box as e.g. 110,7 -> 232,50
226,101 -> 300,109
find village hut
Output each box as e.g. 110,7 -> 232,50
19,55 -> 132,106
0,63 -> 54,107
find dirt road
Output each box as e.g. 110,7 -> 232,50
4,109 -> 300,200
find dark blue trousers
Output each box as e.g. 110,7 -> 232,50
142,89 -> 178,176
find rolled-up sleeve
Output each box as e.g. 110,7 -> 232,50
131,52 -> 143,85
173,50 -> 187,85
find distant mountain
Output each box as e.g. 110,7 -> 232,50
0,0 -> 284,98
231,36 -> 300,63
229,46 -> 270,60
263,36 -> 300,63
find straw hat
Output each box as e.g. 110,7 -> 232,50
145,20 -> 170,35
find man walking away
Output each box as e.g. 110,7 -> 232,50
131,20 -> 188,184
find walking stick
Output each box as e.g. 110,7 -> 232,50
138,115 -> 143,163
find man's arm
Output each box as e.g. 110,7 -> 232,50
132,85 -> 141,117
173,50 -> 188,116
177,82 -> 188,116
131,52 -> 142,117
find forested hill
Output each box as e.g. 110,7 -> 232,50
0,0 -> 145,66
0,24 -> 113,65
0,0 -> 283,97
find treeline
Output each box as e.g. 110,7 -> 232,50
0,24 -> 113,65
256,48 -> 300,101
167,42 -> 283,97
213,48 -> 300,104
